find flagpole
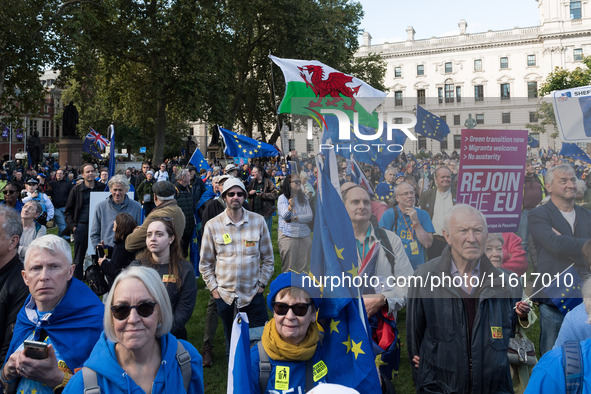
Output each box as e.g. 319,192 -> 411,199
520,263 -> 575,305
269,52 -> 288,167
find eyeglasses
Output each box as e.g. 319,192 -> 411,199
3,190 -> 16,195
272,302 -> 312,317
291,180 -> 301,184
396,191 -> 414,197
226,192 -> 245,197
111,301 -> 157,320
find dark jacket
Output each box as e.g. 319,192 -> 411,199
100,241 -> 135,286
65,181 -> 107,232
48,179 -> 74,209
0,254 -> 28,362
529,199 -> 591,302
174,182 -> 196,237
247,177 -> 277,218
407,246 -> 515,394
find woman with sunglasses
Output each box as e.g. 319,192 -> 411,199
63,266 -> 204,393
277,174 -> 313,273
135,218 -> 197,340
0,182 -> 24,213
251,271 -> 326,393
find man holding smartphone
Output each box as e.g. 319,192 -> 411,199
1,235 -> 103,393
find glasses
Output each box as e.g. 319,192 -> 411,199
3,190 -> 16,195
111,301 -> 157,320
272,302 -> 311,317
396,191 -> 414,197
226,192 -> 245,197
291,180 -> 301,184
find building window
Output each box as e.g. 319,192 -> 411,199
474,59 -> 482,71
288,139 -> 295,151
440,115 -> 447,123
418,136 -> 427,150
395,91 -> 403,106
476,114 -> 484,125
445,62 -> 452,73
529,111 -> 539,122
500,83 -> 510,100
417,65 -> 424,76
454,115 -> 461,126
574,48 -> 583,61
527,54 -> 536,66
500,57 -> 509,69
417,89 -> 426,105
440,137 -> 448,150
445,84 -> 454,103
394,67 -> 402,77
456,86 -> 462,103
438,87 -> 443,104
474,85 -> 484,102
454,135 -> 462,150
306,139 -> 314,153
394,118 -> 403,124
502,113 -> 511,124
571,0 -> 582,19
42,120 -> 50,137
30,120 -> 38,133
528,81 -> 538,98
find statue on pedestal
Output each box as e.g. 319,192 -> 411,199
28,131 -> 44,169
62,101 -> 79,138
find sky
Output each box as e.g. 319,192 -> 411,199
358,0 -> 541,44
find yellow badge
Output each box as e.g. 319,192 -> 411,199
274,366 -> 290,390
163,274 -> 177,283
245,240 -> 256,247
223,233 -> 232,244
491,326 -> 503,339
313,360 -> 328,382
409,241 -> 419,255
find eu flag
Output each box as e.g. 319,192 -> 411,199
321,115 -> 407,175
415,105 -> 450,142
559,143 -> 591,164
545,265 -> 583,316
189,146 -> 212,172
83,137 -> 103,160
527,135 -> 539,148
218,126 -> 279,158
310,161 -> 381,393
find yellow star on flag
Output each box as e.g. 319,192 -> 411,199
307,270 -> 324,293
342,335 -> 352,353
375,354 -> 388,368
243,149 -> 247,153
334,245 -> 344,260
330,319 -> 340,334
249,151 -> 253,155
238,144 -> 242,148
347,263 -> 358,277
351,339 -> 365,360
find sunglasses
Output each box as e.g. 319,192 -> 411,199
272,302 -> 311,317
226,192 -> 245,197
111,301 -> 157,320
3,190 -> 16,195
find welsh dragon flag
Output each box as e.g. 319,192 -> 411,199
270,55 -> 386,128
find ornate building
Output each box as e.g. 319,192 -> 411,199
351,0 -> 591,154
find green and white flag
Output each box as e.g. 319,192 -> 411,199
270,55 -> 386,128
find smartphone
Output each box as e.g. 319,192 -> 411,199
23,340 -> 48,360
96,245 -> 105,259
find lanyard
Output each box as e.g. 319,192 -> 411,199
399,207 -> 415,241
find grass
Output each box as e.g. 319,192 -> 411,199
51,219 -> 544,393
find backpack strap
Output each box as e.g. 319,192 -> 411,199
563,340 -> 583,394
372,222 -> 396,269
258,342 -> 272,394
304,358 -> 315,392
82,367 -> 101,394
176,341 -> 192,392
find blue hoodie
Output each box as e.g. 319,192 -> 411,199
64,332 -> 204,394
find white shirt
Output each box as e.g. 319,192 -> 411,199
432,189 -> 453,235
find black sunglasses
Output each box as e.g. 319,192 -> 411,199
226,192 -> 245,197
111,301 -> 157,320
273,302 -> 312,317
3,190 -> 16,195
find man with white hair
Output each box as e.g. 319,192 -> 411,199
407,204 -> 516,393
90,174 -> 142,250
1,235 -> 103,393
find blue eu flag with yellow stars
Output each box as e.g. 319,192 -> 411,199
527,135 -> 539,148
82,137 -> 103,160
546,265 -> 583,316
189,146 -> 212,172
415,105 -> 450,142
310,159 -> 381,393
218,126 -> 279,158
559,143 -> 591,165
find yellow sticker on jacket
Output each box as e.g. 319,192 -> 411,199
163,275 -> 177,283
223,233 -> 232,244
491,326 -> 503,339
245,240 -> 256,247
274,366 -> 290,390
313,360 -> 327,382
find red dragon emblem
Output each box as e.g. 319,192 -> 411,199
298,65 -> 361,111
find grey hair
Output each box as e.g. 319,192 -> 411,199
108,174 -> 130,193
24,200 -> 43,215
545,164 -> 575,186
394,182 -> 413,195
103,266 -> 173,342
486,233 -> 504,245
443,204 -> 488,237
178,169 -> 190,179
25,234 -> 72,269
0,205 -> 23,238
576,179 -> 587,196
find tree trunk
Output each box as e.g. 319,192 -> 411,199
152,94 -> 167,165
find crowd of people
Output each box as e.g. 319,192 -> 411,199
0,146 -> 589,393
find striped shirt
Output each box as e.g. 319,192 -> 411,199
277,194 -> 313,238
199,208 -> 274,307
